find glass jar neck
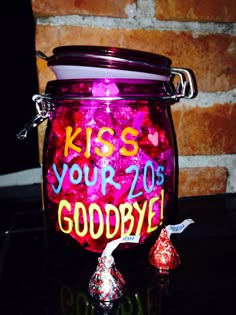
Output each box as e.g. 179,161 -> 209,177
45,78 -> 175,102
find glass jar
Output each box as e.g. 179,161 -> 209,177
18,46 -> 195,253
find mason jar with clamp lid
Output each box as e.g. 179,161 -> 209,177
17,46 -> 195,253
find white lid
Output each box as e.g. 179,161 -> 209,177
51,65 -> 169,81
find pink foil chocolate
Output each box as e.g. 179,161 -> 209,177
149,219 -> 194,271
149,228 -> 180,271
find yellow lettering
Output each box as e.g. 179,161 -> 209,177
64,126 -> 82,157
147,197 -> 160,233
94,127 -> 115,157
60,286 -> 73,314
120,295 -> 134,313
76,291 -> 90,314
74,202 -> 88,237
89,203 -> 104,239
105,204 -> 120,239
57,194 -> 164,242
58,199 -> 73,234
120,202 -> 134,237
120,127 -> 139,156
84,127 -> 92,158
133,200 -> 147,235
160,189 -> 164,221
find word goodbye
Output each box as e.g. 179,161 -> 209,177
58,190 -> 165,239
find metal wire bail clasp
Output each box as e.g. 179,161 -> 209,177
171,68 -> 196,100
16,94 -> 53,140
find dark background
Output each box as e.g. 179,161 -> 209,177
0,0 -> 39,175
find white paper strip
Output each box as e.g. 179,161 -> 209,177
166,219 -> 195,239
101,235 -> 141,257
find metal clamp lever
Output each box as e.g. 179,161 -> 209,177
171,67 -> 196,100
16,94 -> 53,140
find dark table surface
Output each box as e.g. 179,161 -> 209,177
0,184 -> 236,315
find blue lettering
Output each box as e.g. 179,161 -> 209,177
143,160 -> 155,193
84,165 -> 98,186
126,164 -> 143,199
51,163 -> 68,194
101,165 -> 121,196
69,164 -> 82,184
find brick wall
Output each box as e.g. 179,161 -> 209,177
32,0 -> 236,197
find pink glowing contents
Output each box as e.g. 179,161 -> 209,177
43,79 -> 175,252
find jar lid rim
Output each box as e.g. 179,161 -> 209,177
46,45 -> 171,76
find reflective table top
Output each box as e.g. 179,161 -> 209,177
0,185 -> 235,315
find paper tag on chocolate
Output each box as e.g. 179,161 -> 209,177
102,235 -> 141,257
166,219 -> 194,238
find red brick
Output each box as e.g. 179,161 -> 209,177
178,167 -> 228,197
171,102 -> 236,155
35,26 -> 236,93
155,0 -> 236,22
32,0 -> 135,18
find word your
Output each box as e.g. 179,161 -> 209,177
58,190 -> 164,239
52,161 -> 165,199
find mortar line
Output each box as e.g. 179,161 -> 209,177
36,16 -> 236,36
